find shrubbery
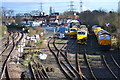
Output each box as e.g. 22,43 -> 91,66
79,10 -> 120,33
2,25 -> 7,36
7,23 -> 25,29
27,27 -> 44,36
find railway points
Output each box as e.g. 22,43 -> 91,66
0,19 -> 120,80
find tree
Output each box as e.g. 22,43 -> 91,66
79,10 -> 91,25
59,11 -> 78,19
79,10 -> 107,25
16,13 -> 23,17
28,28 -> 36,36
15,13 -> 23,24
24,13 -> 31,17
30,10 -> 40,16
7,9 -> 14,16
1,7 -> 7,17
2,25 -> 7,36
98,12 -> 118,33
1,7 -> 8,24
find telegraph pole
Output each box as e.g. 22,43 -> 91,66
80,0 -> 83,13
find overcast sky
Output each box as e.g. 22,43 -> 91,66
2,0 -> 119,2
2,0 -> 120,14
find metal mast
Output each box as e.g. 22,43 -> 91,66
70,1 -> 74,12
49,6 -> 52,15
80,0 -> 83,13
40,2 -> 43,13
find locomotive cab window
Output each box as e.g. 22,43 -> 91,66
106,36 -> 111,40
70,29 -> 76,31
78,32 -> 85,35
100,36 -> 104,40
94,28 -> 97,30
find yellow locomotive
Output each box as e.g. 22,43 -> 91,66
92,25 -> 102,35
69,28 -> 77,38
77,29 -> 87,44
80,25 -> 86,28
98,30 -> 111,48
92,25 -> 111,50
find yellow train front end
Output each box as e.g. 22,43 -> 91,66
69,28 -> 77,38
98,32 -> 111,50
77,30 -> 87,44
80,25 -> 86,28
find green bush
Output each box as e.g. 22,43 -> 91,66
7,23 -> 25,29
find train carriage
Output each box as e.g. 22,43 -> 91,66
56,26 -> 68,39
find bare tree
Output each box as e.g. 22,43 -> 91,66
24,13 -> 31,17
7,9 -> 14,16
59,11 -> 76,19
16,13 -> 23,24
30,10 -> 40,16
16,13 -> 23,17
1,7 -> 7,17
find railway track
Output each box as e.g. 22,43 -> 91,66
62,39 -> 77,57
48,36 -> 120,80
0,32 -> 24,80
101,53 -> 120,80
0,32 -> 10,44
77,43 -> 120,80
77,44 -> 97,80
83,53 -> 97,80
111,55 -> 120,69
0,34 -> 15,79
48,38 -> 87,80
59,39 -> 87,80
0,32 -> 19,55
28,54 -> 49,80
48,38 -> 74,80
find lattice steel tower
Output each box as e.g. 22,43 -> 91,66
40,2 -> 43,13
80,0 -> 83,13
70,1 -> 74,12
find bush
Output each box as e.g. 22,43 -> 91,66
28,28 -> 36,36
112,41 -> 120,50
7,23 -> 25,30
2,25 -> 7,36
27,27 -> 44,36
